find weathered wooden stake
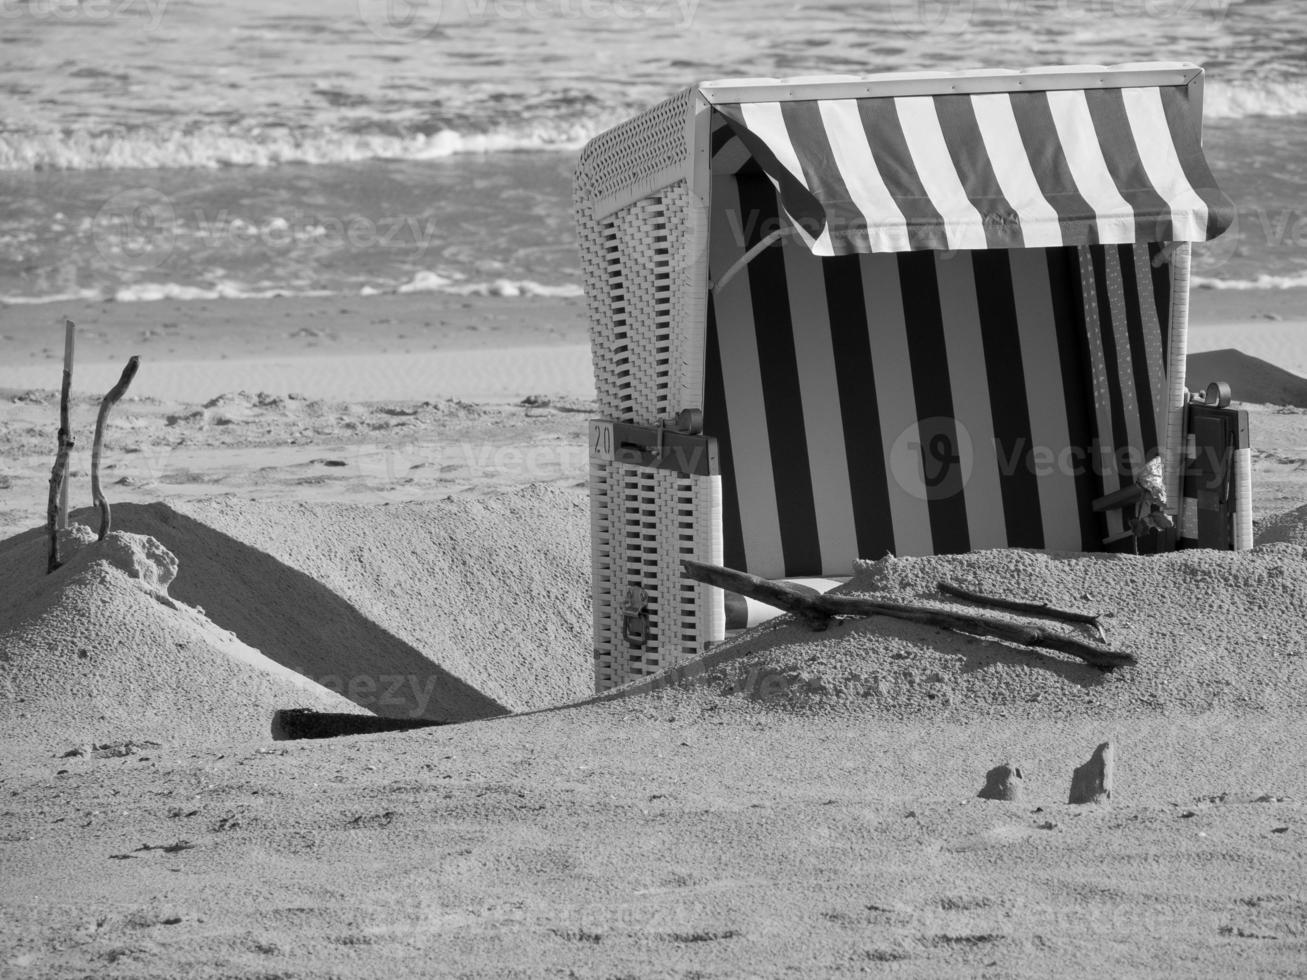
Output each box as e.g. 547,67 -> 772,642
681,559 -> 1135,670
46,319 -> 76,573
57,318 -> 74,530
937,581 -> 1107,642
92,355 -> 140,541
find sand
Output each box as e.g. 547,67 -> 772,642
606,545 -> 1307,722
0,524 -> 362,752
2,291 -> 1307,977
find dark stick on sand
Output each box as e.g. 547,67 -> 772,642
46,320 -> 76,573
936,581 -> 1108,642
682,559 -> 1134,671
92,355 -> 141,542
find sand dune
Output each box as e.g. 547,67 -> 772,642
1188,348 -> 1307,407
601,543 -> 1307,728
0,525 -> 359,751
1188,316 -> 1307,379
103,486 -> 592,719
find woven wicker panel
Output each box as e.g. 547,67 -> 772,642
575,183 -> 702,425
589,457 -> 616,690
574,88 -> 693,205
590,460 -> 724,693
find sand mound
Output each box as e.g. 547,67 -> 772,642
624,544 -> 1307,720
102,484 -> 591,718
0,525 -> 359,752
1188,348 -> 1307,407
1256,503 -> 1307,546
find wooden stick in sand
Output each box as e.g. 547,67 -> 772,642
92,355 -> 140,541
57,319 -> 74,529
46,319 -> 77,573
681,559 -> 1135,671
936,581 -> 1108,642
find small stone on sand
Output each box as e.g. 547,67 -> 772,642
978,763 -> 1024,802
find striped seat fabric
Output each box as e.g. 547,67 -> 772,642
709,79 -> 1233,255
704,174 -> 1176,578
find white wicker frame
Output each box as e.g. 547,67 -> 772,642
575,64 -> 1210,692
574,87 -> 724,691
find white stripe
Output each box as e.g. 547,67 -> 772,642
862,253 -> 935,557
817,99 -> 913,252
1104,250 -> 1146,469
934,253 -> 1007,550
1131,245 -> 1169,434
893,97 -> 989,251
1045,89 -> 1135,244
1120,86 -> 1209,242
1076,246 -> 1124,538
739,102 -> 827,255
1008,249 -> 1083,551
969,93 -> 1064,248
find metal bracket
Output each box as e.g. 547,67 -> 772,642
588,413 -> 717,476
620,585 -> 650,649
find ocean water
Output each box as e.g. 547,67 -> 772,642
1,0 -> 1304,305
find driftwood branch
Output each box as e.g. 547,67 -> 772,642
46,319 -> 76,573
682,559 -> 1134,671
91,355 -> 140,541
936,581 -> 1107,642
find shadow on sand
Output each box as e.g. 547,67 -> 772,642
72,502 -> 510,723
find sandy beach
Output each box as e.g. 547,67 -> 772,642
2,282 -> 1306,977
7,0 -> 1307,970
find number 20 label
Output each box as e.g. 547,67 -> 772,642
590,420 -> 615,461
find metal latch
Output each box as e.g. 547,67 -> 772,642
620,585 -> 649,648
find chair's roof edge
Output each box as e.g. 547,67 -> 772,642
696,62 -> 1203,104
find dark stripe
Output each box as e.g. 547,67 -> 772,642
716,104 -> 828,243
972,250 -> 1044,547
823,253 -> 895,559
702,295 -> 746,571
1083,88 -> 1176,243
724,591 -> 747,631
1147,241 -> 1172,353
856,97 -> 948,251
1047,247 -> 1099,549
737,176 -> 823,575
1117,245 -> 1160,455
896,250 -> 970,553
1008,91 -> 1098,246
710,114 -> 735,157
933,95 -> 1024,249
1158,84 -> 1236,239
778,100 -> 869,255
1088,245 -> 1135,483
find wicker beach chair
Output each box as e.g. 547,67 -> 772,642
574,63 -> 1241,692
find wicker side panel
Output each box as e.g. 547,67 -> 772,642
575,182 -> 705,425
576,207 -> 635,421
590,457 -> 616,691
574,88 -> 694,206
591,461 -> 724,693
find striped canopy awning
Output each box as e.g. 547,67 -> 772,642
710,81 -> 1234,255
